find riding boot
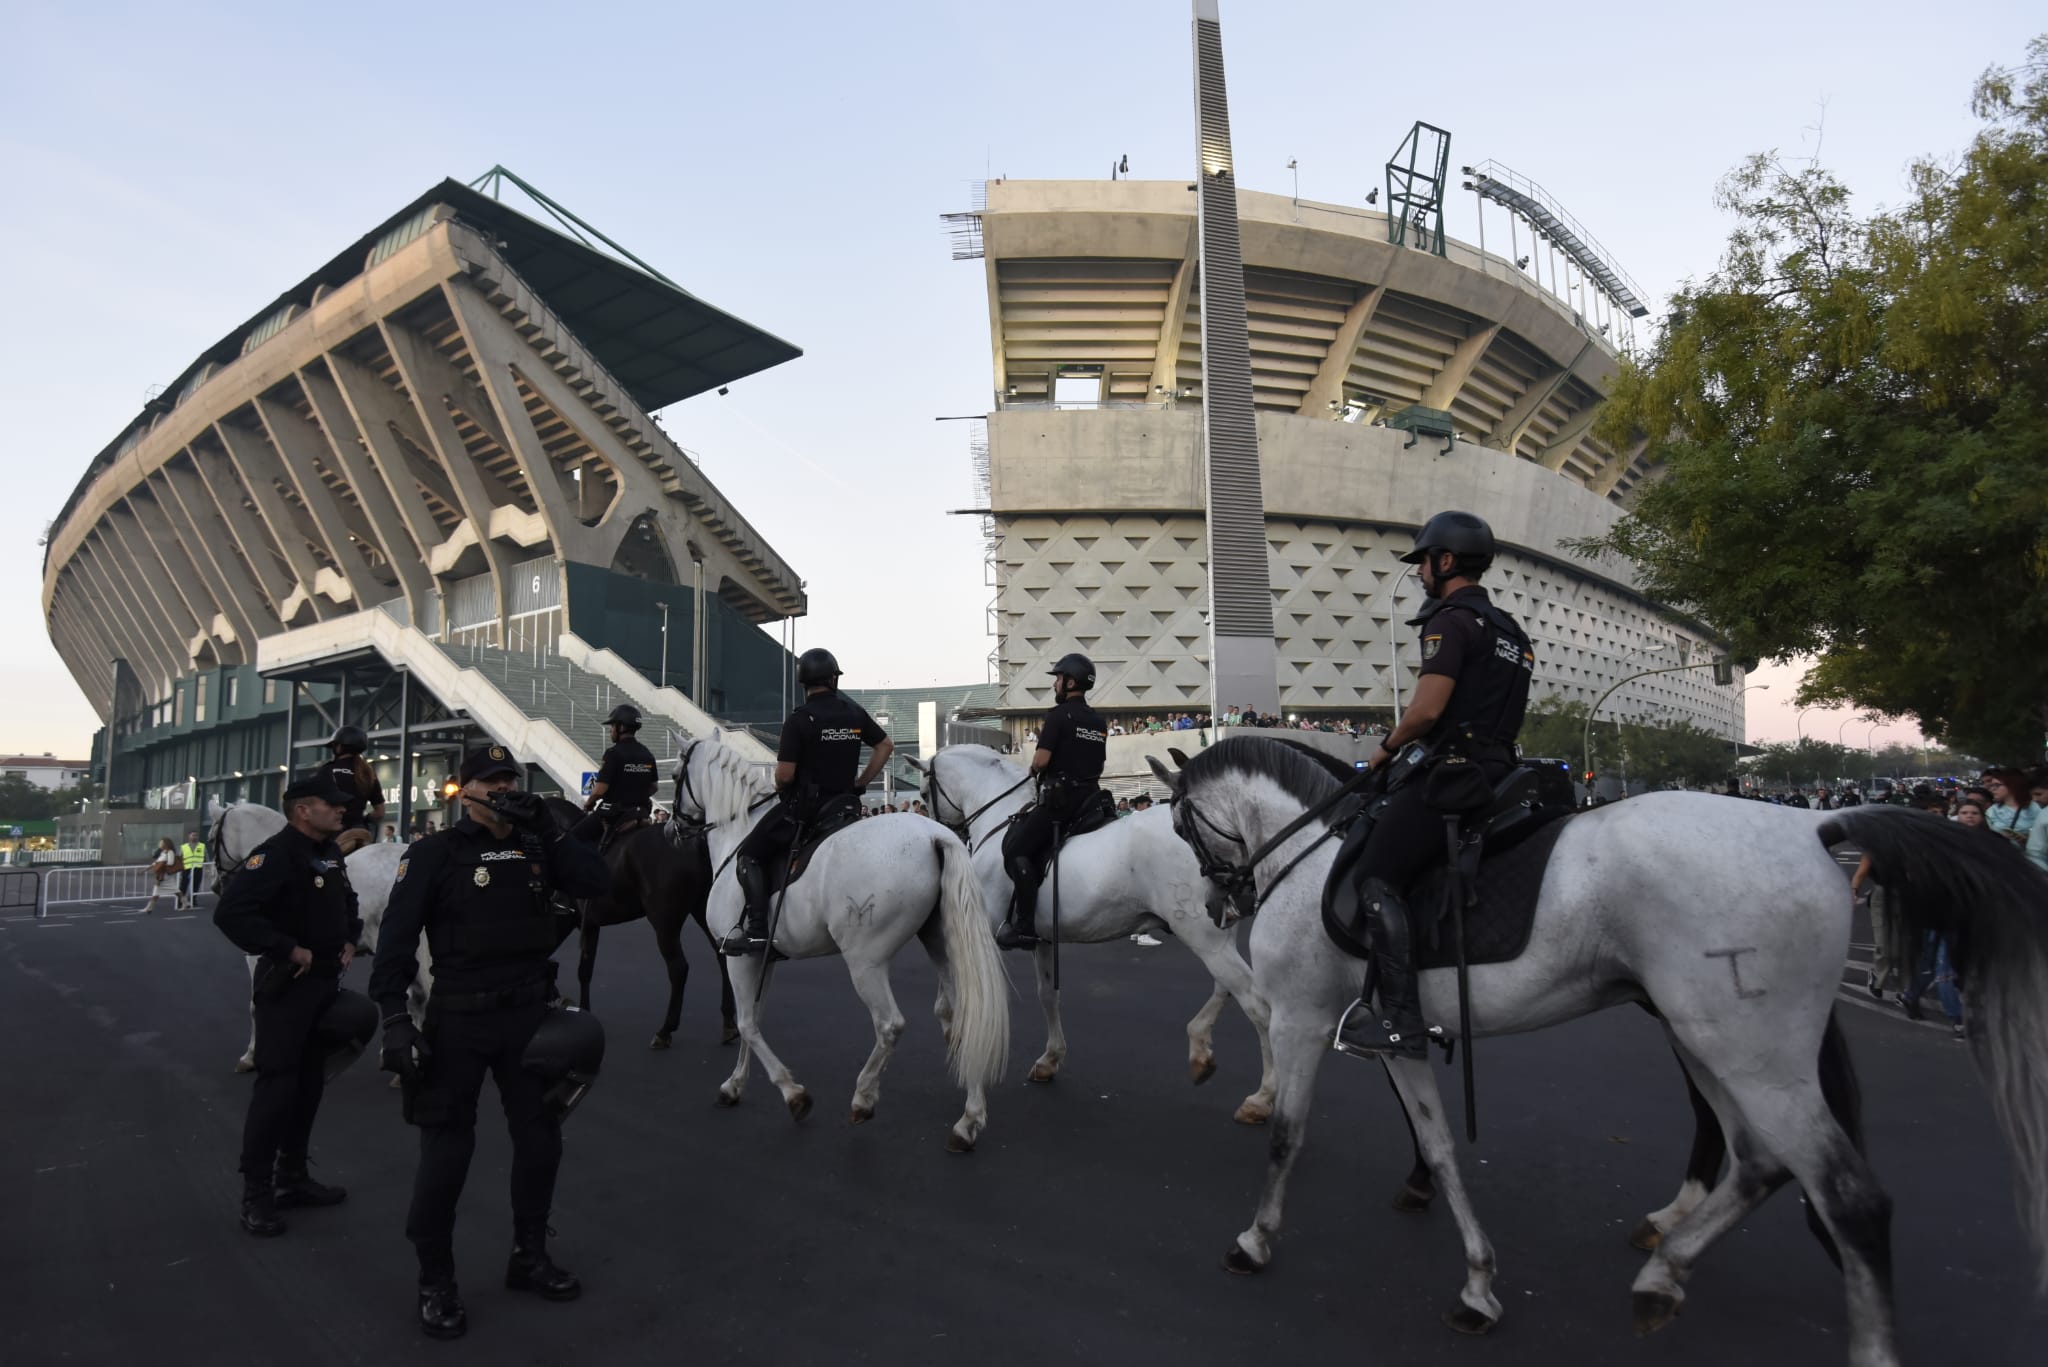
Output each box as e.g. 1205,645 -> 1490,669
996,869 -> 1041,950
239,1177 -> 286,1237
417,1280 -> 467,1339
721,855 -> 772,956
273,1156 -> 346,1209
506,1224 -> 581,1300
1333,880 -> 1441,1061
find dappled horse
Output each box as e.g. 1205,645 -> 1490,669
1152,736 -> 2048,1365
539,796 -> 737,1049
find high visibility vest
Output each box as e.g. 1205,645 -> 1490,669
180,841 -> 206,870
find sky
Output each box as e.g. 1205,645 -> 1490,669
1,0 -> 2036,761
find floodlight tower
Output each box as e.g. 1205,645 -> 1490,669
1190,0 -> 1279,717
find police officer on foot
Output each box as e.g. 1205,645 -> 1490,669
722,648 -> 892,955
325,725 -> 386,855
572,705 -> 656,848
371,743 -> 610,1339
997,653 -> 1108,949
212,770 -> 366,1236
1334,511 -> 1533,1060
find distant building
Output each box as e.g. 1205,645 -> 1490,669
0,755 -> 92,791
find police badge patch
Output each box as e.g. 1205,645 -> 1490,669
395,859 -> 408,882
245,853 -> 265,870
1422,635 -> 1442,661
474,867 -> 490,887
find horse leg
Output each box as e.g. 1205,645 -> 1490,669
916,913 -> 956,1047
697,913 -> 740,1044
1630,1051 -> 1726,1251
1176,921 -> 1275,1124
1223,1006 -> 1332,1274
716,956 -> 810,1122
843,956 -> 907,1125
575,921 -> 600,1012
1385,1063 -> 1436,1213
1027,940 -> 1066,1084
1185,982 -> 1228,1086
651,913 -> 688,1049
1383,1057 -> 1502,1332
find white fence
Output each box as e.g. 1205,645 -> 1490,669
40,864 -> 157,912
29,849 -> 99,864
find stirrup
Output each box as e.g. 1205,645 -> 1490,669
1330,997 -> 1443,1061
995,918 -> 1040,950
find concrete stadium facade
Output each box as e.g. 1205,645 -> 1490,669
968,179 -> 1747,739
43,179 -> 804,821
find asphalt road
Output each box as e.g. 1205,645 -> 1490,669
3,890 -> 2039,1367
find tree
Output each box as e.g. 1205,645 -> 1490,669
1521,697 -> 1739,790
1577,37 -> 2048,760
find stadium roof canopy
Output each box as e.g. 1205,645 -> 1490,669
54,177 -> 801,547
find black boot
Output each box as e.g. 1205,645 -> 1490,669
1333,880 -> 1442,1061
239,1177 -> 286,1237
721,856 -> 772,956
417,1280 -> 467,1339
996,880 -> 1041,950
273,1156 -> 346,1209
506,1226 -> 581,1301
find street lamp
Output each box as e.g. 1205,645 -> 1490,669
1584,656 -> 1718,798
1795,706 -> 1817,746
655,601 -> 670,690
1733,683 -> 1769,766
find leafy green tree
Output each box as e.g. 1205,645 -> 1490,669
1578,38 -> 2048,760
1521,697 -> 1739,790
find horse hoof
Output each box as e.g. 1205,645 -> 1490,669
1221,1245 -> 1264,1276
720,1026 -> 741,1046
1189,1056 -> 1217,1086
1232,1100 -> 1271,1126
1391,1183 -> 1435,1214
1028,1062 -> 1057,1085
715,1088 -> 741,1108
787,1090 -> 813,1123
649,1034 -> 672,1051
1627,1219 -> 1663,1252
235,1059 -> 255,1074
389,1075 -> 404,1090
1443,1305 -> 1498,1336
1632,1290 -> 1682,1336
850,1105 -> 874,1125
946,1130 -> 976,1154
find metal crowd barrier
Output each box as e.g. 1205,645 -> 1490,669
0,870 -> 40,914
40,864 -> 155,915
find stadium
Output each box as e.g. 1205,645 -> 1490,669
41,173 -> 804,856
954,154 -> 1749,739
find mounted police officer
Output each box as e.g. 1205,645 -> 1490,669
721,648 -> 892,956
1334,511 -> 1533,1060
996,652 -> 1108,950
572,704 -> 657,848
212,770 -> 369,1237
371,743 -> 609,1339
325,724 -> 385,855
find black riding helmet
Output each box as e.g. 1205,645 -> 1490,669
604,704 -> 642,731
796,648 -> 842,688
328,724 -> 368,754
522,1006 -> 607,1121
1048,652 -> 1096,691
1400,511 -> 1496,574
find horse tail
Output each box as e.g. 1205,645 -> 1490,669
933,833 -> 1009,1089
1823,805 -> 2048,1286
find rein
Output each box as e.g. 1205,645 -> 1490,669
1175,764 -> 1379,914
926,757 -> 1034,851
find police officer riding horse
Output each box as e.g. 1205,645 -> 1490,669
1333,511 -> 1534,1060
574,704 -> 657,850
722,648 -> 893,957
324,724 -> 386,855
996,652 -> 1111,950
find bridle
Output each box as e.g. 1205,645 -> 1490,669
924,752 -> 1034,853
1171,765 -> 1378,917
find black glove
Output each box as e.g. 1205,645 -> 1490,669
488,790 -> 550,832
380,1015 -> 427,1082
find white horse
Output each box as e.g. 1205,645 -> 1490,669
1151,737 -> 2048,1366
212,802 -> 425,1072
671,737 -> 1009,1150
907,744 -> 1275,1122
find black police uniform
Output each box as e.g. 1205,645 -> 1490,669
999,693 -> 1108,944
212,801 -> 361,1228
369,750 -> 607,1301
725,689 -> 887,951
1339,584 -> 1533,1055
569,735 -> 657,846
326,754 -> 377,833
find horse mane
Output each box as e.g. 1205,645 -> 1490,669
690,739 -> 775,825
1181,734 -> 1346,811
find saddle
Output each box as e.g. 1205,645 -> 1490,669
998,788 -> 1118,879
767,793 -> 864,895
1322,761 -> 1575,968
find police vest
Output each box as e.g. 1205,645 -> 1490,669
1427,595 -> 1534,757
425,833 -> 558,965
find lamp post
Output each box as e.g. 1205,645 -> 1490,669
1584,658 -> 1717,799
1795,706 -> 1816,747
1865,721 -> 1883,788
1733,683 -> 1770,768
655,601 -> 670,691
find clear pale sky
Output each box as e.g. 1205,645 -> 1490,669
1,0 -> 2033,760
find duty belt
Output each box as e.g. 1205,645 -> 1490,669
428,974 -> 555,1014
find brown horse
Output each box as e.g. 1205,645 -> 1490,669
543,797 -> 736,1048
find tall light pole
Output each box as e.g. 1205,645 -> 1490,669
1584,657 -> 1716,797
1865,720 -> 1883,788
655,601 -> 670,691
1795,705 -> 1816,746
1733,683 -> 1770,767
